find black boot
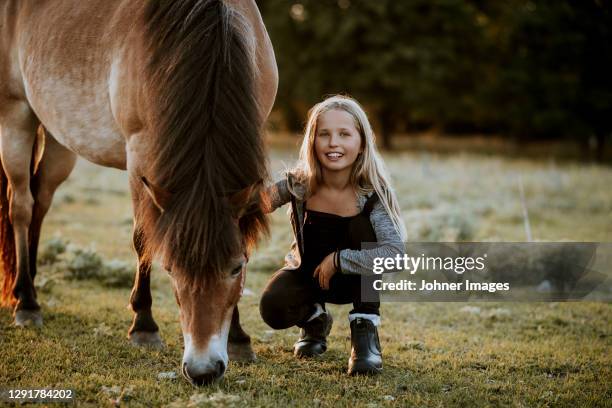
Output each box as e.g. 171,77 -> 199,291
293,311 -> 333,358
347,317 -> 382,375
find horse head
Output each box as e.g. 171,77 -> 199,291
141,177 -> 263,385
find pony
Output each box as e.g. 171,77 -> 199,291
0,0 -> 277,385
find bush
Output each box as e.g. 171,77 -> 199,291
65,246 -> 104,281
39,240 -> 134,288
102,260 -> 134,288
405,209 -> 477,242
38,236 -> 68,265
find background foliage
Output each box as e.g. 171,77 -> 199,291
258,0 -> 612,154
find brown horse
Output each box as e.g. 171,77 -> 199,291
0,0 -> 277,385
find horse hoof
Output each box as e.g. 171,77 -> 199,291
228,341 -> 256,363
129,331 -> 164,348
14,310 -> 43,327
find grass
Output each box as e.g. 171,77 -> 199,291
1,145 -> 611,407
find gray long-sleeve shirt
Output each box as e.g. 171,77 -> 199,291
266,174 -> 406,275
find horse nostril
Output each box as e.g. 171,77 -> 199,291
182,361 -> 225,386
215,360 -> 226,377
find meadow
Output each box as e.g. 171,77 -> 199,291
1,142 -> 611,407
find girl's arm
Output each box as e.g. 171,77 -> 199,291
337,200 -> 406,275
264,178 -> 291,213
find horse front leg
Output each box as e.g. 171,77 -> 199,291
0,103 -> 40,326
228,306 -> 256,362
127,226 -> 163,347
25,129 -> 76,321
3,124 -> 77,326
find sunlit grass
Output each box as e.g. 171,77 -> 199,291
1,146 -> 610,406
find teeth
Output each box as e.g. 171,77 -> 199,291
327,153 -> 343,158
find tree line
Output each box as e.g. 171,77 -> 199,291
258,0 -> 612,157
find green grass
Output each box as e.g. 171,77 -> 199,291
1,147 -> 611,407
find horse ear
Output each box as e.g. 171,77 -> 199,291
141,176 -> 171,213
229,179 -> 263,219
229,185 -> 255,219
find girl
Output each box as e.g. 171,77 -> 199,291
259,95 -> 406,375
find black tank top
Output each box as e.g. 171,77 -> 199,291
301,193 -> 378,273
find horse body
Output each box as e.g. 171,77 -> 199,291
0,0 -> 277,385
3,0 -> 137,168
6,0 -> 278,167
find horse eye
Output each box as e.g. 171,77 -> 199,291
164,263 -> 174,276
230,263 -> 243,277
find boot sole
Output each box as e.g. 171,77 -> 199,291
294,312 -> 333,358
294,349 -> 326,358
294,342 -> 327,358
348,361 -> 382,376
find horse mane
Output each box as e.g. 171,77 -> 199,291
139,0 -> 269,285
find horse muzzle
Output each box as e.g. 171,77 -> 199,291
181,332 -> 229,386
182,360 -> 226,386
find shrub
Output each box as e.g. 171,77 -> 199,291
65,246 -> 104,281
102,260 -> 134,288
38,236 -> 68,265
58,244 -> 134,288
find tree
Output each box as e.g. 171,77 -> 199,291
259,0 -> 612,157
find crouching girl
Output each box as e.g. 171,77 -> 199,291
259,95 -> 406,375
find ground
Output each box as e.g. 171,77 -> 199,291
1,143 -> 611,407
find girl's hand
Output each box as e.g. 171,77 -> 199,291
313,252 -> 337,290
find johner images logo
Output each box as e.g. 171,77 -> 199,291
361,242 -> 611,301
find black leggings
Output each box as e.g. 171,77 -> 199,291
259,267 -> 380,330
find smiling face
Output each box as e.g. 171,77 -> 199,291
314,109 -> 363,175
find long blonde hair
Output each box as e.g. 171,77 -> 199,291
291,95 -> 407,240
